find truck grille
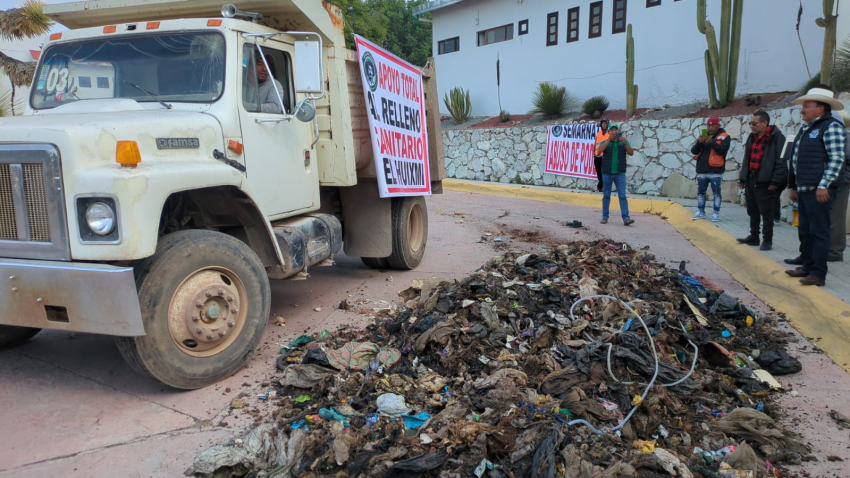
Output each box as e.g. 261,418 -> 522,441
0,144 -> 69,261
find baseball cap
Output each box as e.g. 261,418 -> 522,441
609,124 -> 620,129
707,116 -> 720,125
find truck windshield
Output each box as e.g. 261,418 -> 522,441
31,32 -> 225,109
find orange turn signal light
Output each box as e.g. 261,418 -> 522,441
207,19 -> 223,26
49,33 -> 62,41
103,25 -> 117,33
228,140 -> 244,155
116,141 -> 142,168
146,22 -> 160,30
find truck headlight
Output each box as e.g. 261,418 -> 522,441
85,202 -> 116,235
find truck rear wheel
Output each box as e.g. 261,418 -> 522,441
387,196 -> 428,270
0,326 -> 40,348
116,230 -> 271,389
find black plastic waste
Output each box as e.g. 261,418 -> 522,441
755,349 -> 803,375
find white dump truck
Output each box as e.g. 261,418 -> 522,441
0,0 -> 445,389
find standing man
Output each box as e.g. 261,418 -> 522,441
690,116 -> 731,222
598,124 -> 636,226
785,88 -> 846,286
736,110 -> 787,251
594,118 -> 611,192
829,110 -> 850,262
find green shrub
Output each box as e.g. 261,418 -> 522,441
443,86 -> 471,124
800,73 -> 821,93
831,36 -> 850,93
499,110 -> 511,122
582,96 -> 610,118
530,82 -> 580,117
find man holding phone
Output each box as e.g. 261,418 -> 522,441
690,116 -> 731,222
598,124 -> 636,226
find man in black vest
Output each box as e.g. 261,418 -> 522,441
736,110 -> 787,251
785,88 -> 847,286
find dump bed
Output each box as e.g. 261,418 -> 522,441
43,0 -> 444,188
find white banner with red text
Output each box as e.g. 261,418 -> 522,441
544,123 -> 600,180
354,35 -> 431,198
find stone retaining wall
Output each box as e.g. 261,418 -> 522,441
442,106 -> 804,200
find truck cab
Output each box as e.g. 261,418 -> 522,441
0,0 -> 444,389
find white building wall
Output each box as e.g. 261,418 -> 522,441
431,0 -> 824,116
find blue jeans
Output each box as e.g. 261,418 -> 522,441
798,190 -> 835,279
602,173 -> 630,221
697,174 -> 722,214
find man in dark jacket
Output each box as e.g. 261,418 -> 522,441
785,88 -> 847,286
690,116 -> 731,222
736,111 -> 787,251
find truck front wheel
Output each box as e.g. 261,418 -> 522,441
0,326 -> 40,348
116,230 -> 271,389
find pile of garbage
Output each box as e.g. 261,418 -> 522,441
187,239 -> 808,478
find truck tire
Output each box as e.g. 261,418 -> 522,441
0,326 -> 40,348
116,230 -> 271,389
361,257 -> 391,269
387,196 -> 428,270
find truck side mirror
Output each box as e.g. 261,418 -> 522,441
294,40 -> 322,94
293,99 -> 316,123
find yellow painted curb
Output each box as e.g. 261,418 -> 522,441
444,179 -> 850,372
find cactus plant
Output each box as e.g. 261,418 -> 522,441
816,0 -> 837,85
626,24 -> 639,116
443,87 -> 471,124
697,0 -> 743,108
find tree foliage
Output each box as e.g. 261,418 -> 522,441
327,0 -> 432,66
0,0 -> 52,88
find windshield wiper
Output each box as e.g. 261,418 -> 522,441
123,81 -> 173,109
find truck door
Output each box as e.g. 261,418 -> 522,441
238,40 -> 318,217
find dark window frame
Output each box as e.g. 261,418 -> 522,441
477,23 -> 514,46
612,0 -> 627,34
78,76 -> 92,88
518,19 -> 529,35
567,7 -> 580,43
647,0 -> 661,7
589,1 -> 603,39
546,12 -> 558,46
438,37 -> 460,55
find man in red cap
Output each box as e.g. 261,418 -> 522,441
690,116 -> 731,222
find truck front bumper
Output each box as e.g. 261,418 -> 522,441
0,259 -> 144,336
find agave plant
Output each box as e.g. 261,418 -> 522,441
530,82 -> 580,117
582,96 -> 610,118
0,1 -> 53,88
443,86 -> 471,124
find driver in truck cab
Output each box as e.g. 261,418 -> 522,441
246,53 -> 286,114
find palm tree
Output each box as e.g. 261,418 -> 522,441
0,0 -> 52,114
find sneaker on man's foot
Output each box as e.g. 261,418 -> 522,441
710,213 -> 720,222
774,219 -> 781,226
623,219 -> 635,226
760,241 -> 772,251
692,212 -> 706,220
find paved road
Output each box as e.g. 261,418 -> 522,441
0,190 -> 847,477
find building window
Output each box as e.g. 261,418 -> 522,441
518,19 -> 529,35
567,7 -> 580,43
78,76 -> 92,88
546,12 -> 558,46
97,77 -> 110,88
613,0 -> 627,33
438,37 -> 460,55
477,24 -> 514,46
647,0 -> 661,6
589,1 -> 603,38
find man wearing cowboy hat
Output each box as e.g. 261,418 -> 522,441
594,118 -> 611,192
785,87 -> 847,286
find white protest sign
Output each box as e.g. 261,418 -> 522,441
354,35 -> 431,198
544,123 -> 600,180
